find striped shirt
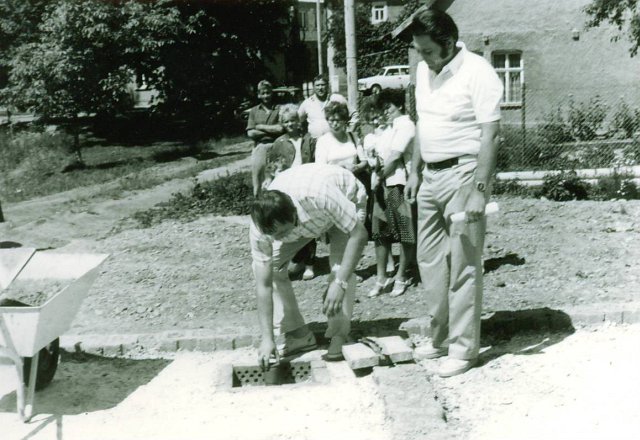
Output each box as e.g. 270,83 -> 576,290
250,163 -> 367,264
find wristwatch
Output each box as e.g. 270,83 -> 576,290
333,278 -> 349,290
475,181 -> 486,193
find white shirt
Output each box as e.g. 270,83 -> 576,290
314,132 -> 358,169
298,93 -> 348,139
374,115 -> 415,186
290,137 -> 303,167
415,42 -> 503,163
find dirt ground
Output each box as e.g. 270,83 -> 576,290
1,151 -> 640,439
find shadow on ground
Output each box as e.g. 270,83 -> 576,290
0,351 -> 170,417
483,252 -> 526,273
477,307 -> 575,365
306,307 -> 574,356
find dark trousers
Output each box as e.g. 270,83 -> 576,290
291,239 -> 316,266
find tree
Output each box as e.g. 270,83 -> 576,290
156,0 -> 293,137
326,0 -> 423,77
2,0 -> 184,163
585,0 -> 640,56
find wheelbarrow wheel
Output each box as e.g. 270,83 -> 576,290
23,338 -> 60,391
0,298 -> 61,390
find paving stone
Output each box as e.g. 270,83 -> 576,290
373,336 -> 413,363
373,364 -> 449,439
342,342 -> 380,370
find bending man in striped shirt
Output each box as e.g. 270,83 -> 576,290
250,163 -> 368,369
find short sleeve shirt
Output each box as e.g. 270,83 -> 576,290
246,104 -> 280,144
374,115 -> 415,186
250,163 -> 367,264
415,42 -> 503,163
298,93 -> 348,139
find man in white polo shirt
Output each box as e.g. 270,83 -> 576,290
250,163 -> 368,370
404,8 -> 503,377
298,74 -> 349,139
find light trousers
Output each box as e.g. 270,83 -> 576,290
416,161 -> 486,360
270,227 -> 356,338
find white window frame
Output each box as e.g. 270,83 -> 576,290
371,4 -> 388,24
492,51 -> 524,106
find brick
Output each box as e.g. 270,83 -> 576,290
342,343 -> 380,370
604,311 -> 623,324
213,363 -> 233,389
232,335 -> 253,349
570,312 -> 605,325
373,336 -> 413,364
623,309 -> 640,324
196,337 -> 217,352
101,343 -> 122,357
311,367 -> 331,384
399,317 -> 431,337
177,338 -> 198,351
214,336 -> 234,351
158,339 -> 178,352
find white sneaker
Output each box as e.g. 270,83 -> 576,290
367,278 -> 393,298
413,345 -> 448,361
302,266 -> 314,280
438,357 -> 477,377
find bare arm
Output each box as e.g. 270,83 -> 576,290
382,150 -> 404,179
254,123 -> 284,135
253,261 -> 276,368
464,121 -> 500,222
323,221 -> 368,317
404,134 -> 424,203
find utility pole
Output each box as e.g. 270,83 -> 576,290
316,0 -> 323,74
344,0 -> 357,109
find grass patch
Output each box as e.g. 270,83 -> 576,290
0,129 -> 248,203
131,171 -> 253,228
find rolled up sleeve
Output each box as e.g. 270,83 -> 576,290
250,221 -> 273,264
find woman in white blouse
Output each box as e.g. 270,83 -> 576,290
315,101 -> 368,174
368,90 -> 417,298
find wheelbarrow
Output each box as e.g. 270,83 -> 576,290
0,247 -> 108,422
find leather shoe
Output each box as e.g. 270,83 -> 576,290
278,331 -> 317,357
438,357 -> 477,377
413,344 -> 448,360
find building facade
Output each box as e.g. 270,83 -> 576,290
407,0 -> 640,127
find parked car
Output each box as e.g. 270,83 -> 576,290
236,86 -> 304,121
358,65 -> 410,94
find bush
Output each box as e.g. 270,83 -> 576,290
622,140 -> 640,164
567,96 -> 608,141
577,144 -> 616,168
539,106 -> 573,144
132,171 -> 253,227
539,170 -> 591,201
591,171 -> 639,200
610,100 -> 639,139
492,179 -> 535,197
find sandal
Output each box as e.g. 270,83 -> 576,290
390,278 -> 412,297
367,278 -> 393,298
